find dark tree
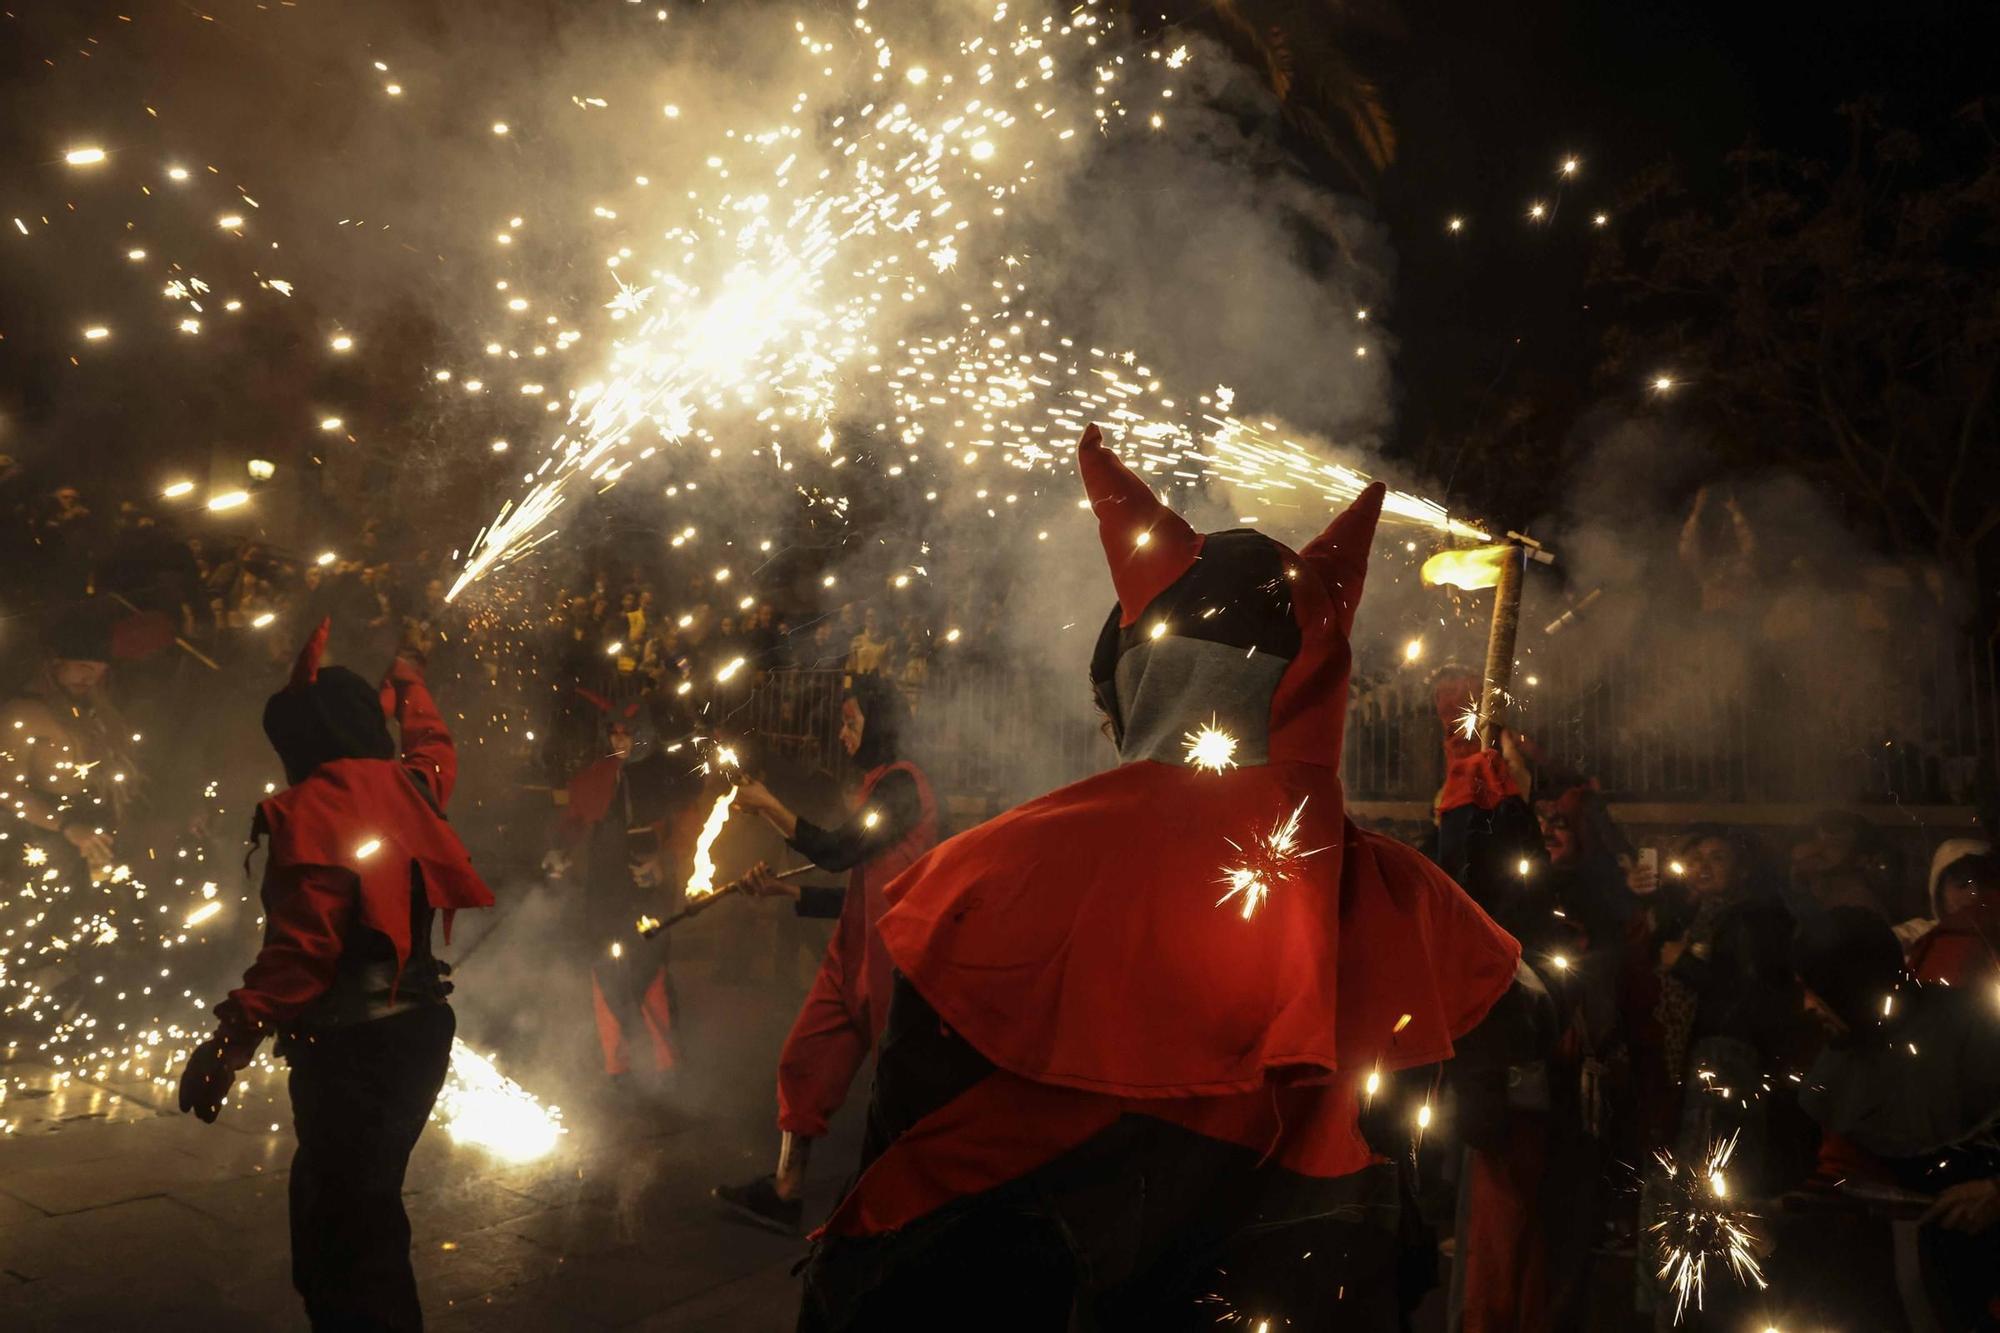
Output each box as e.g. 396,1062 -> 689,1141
1593,101 -> 2000,592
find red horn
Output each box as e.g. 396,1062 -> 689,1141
574,686 -> 613,714
1299,482 -> 1386,635
289,618 -> 330,689
1076,423 -> 1202,627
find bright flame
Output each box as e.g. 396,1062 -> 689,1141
684,788 -> 736,899
1421,544 -> 1513,591
434,1040 -> 566,1163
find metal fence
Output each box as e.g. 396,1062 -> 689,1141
713,630 -> 1995,811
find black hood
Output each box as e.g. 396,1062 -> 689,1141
262,665 -> 396,787
1088,529 -> 1303,762
847,672 -> 908,771
1796,905 -> 1905,1038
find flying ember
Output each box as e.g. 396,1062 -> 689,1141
1182,717 -> 1240,772
1216,797 -> 1322,920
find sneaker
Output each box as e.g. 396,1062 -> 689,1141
713,1174 -> 804,1236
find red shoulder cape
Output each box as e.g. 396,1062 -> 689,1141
260,757 -> 495,971
879,759 -> 1518,1098
822,761 -> 1516,1238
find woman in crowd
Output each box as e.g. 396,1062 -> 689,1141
1795,907 -> 2000,1330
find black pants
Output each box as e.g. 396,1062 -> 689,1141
287,1004 -> 456,1333
805,980 -> 1401,1332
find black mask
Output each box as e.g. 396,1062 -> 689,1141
262,665 -> 396,787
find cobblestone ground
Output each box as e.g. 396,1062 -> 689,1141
0,962 -> 850,1333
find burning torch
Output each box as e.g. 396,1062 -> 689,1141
636,862 -> 816,937
1420,533 -> 1553,748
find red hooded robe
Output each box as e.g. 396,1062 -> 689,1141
820,425 -> 1519,1239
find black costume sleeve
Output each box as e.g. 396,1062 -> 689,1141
795,884 -> 846,919
788,770 -> 921,873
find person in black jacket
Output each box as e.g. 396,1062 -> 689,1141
712,674 -> 938,1234
1632,824 -> 1804,1329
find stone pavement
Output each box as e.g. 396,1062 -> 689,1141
0,966 -> 850,1333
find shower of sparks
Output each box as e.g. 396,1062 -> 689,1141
684,787 -> 736,899
1217,797 -> 1322,920
1651,1132 -> 1767,1323
1182,716 -> 1240,772
1455,700 -> 1483,741
433,1040 -> 567,1163
444,0 -> 1487,602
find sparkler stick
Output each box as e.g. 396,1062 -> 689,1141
105,593 -> 221,670
1543,585 -> 1603,637
637,862 -> 815,936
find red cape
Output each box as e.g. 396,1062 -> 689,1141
822,761 -> 1517,1238
260,757 -> 495,973
881,758 -> 1517,1098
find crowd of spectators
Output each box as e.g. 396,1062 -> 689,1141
0,466 -> 1010,820
1427,734 -> 2000,1330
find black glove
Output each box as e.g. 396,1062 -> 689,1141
177,1039 -> 234,1124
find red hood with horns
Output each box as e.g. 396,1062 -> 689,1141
822,424 -> 1518,1238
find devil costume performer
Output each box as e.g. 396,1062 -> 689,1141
558,693 -> 705,1078
178,621 -> 493,1332
796,425 -> 1519,1330
1431,729 -> 1615,1333
714,674 -> 939,1233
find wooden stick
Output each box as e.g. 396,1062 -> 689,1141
638,863 -> 816,935
1477,543 -> 1525,749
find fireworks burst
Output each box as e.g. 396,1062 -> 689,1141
443,0 -> 1488,602
1216,797 -> 1323,920
433,1040 -> 567,1164
1650,1132 -> 1767,1323
1182,716 -> 1240,772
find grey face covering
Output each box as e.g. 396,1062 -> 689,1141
1089,529 -> 1303,768
1110,635 -> 1288,767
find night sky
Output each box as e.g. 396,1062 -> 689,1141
1375,0 -> 1999,500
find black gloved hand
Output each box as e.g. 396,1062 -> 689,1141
177,1039 -> 234,1124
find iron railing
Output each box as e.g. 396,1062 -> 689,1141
706,632 -> 1995,810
